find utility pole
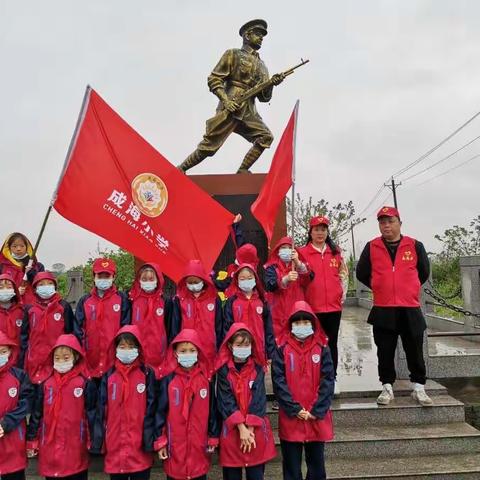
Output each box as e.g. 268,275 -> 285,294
384,177 -> 402,209
350,222 -> 356,260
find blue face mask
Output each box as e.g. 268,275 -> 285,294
292,324 -> 314,340
36,284 -> 56,299
186,281 -> 204,293
238,278 -> 256,292
233,346 -> 252,360
0,289 -> 15,302
278,248 -> 292,262
116,348 -> 139,364
140,280 -> 157,292
12,252 -> 28,260
177,352 -> 198,368
95,278 -> 113,291
0,353 -> 10,367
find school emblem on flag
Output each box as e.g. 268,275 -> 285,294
131,173 -> 168,218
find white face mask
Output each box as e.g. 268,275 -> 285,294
12,252 -> 28,260
95,278 -> 113,291
140,280 -> 157,292
53,360 -> 74,374
0,289 -> 15,302
0,352 -> 10,367
116,348 -> 139,364
187,281 -> 204,293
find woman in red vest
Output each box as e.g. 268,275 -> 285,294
272,301 -> 334,480
299,216 -> 348,376
356,206 -> 431,406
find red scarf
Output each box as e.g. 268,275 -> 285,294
174,363 -> 204,421
36,293 -> 62,333
229,358 -> 256,415
47,366 -> 81,442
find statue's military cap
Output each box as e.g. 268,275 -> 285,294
239,19 -> 268,37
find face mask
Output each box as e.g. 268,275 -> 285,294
140,280 -> 157,292
233,346 -> 252,360
116,348 -> 139,364
0,289 -> 15,302
292,324 -> 314,340
12,252 -> 28,260
36,284 -> 56,299
186,281 -> 204,293
278,248 -> 292,263
0,353 -> 10,367
53,360 -> 74,374
177,352 -> 198,368
95,278 -> 113,291
238,278 -> 256,292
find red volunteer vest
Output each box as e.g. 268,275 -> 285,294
370,236 -> 421,307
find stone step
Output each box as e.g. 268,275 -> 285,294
326,422 -> 480,459
266,394 -> 465,429
325,452 -> 480,479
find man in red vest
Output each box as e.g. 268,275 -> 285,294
356,206 -> 431,406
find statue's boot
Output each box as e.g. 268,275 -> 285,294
177,150 -> 207,173
237,144 -> 264,173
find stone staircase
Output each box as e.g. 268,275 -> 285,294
26,380 -> 480,479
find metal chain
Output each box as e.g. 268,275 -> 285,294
427,280 -> 462,300
424,287 -> 480,318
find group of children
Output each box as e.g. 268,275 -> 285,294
0,222 -> 344,480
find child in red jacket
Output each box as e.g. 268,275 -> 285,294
129,263 -> 173,378
157,329 -> 219,480
0,274 -> 27,367
24,272 -> 75,384
91,325 -> 160,480
215,323 -> 276,480
0,332 -> 34,480
272,301 -> 335,480
171,260 -> 223,374
74,258 -> 130,379
0,232 -> 44,304
221,264 -> 275,364
26,334 -> 97,480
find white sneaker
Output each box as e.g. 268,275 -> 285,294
377,383 -> 394,405
411,385 -> 433,406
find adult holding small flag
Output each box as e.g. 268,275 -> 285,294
37,86 -> 234,283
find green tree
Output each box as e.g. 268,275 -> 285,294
434,215 -> 480,259
286,194 -> 365,247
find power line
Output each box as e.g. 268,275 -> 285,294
392,109 -> 480,179
400,134 -> 480,183
356,183 -> 387,218
411,153 -> 480,187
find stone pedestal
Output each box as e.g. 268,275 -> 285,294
65,269 -> 84,310
135,172 -> 287,275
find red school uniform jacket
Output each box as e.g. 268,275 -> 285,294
299,242 -> 344,313
24,272 -> 75,384
171,260 -> 223,373
26,335 -> 96,477
264,236 -> 311,345
129,263 -> 172,378
74,285 -> 130,378
215,323 -> 276,468
91,325 -> 159,474
157,329 -> 220,480
272,301 -> 335,442
0,332 -> 34,475
222,263 -> 275,363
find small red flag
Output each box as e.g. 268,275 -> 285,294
251,102 -> 298,245
53,87 -> 234,281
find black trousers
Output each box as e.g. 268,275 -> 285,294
280,440 -> 326,480
1,471 -> 25,480
223,464 -> 265,480
110,468 -> 150,480
316,311 -> 342,376
46,470 -> 88,480
167,476 -> 205,480
373,325 -> 426,385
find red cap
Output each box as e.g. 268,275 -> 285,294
377,206 -> 400,219
92,258 -> 117,275
309,216 -> 330,228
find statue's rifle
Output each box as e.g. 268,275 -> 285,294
233,58 -> 310,104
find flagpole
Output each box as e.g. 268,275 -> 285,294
291,100 -> 299,272
26,85 -> 93,271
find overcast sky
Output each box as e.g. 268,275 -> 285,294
1,0 -> 479,269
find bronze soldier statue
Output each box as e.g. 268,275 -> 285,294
178,19 -> 285,173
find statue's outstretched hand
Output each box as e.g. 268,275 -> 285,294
271,73 -> 286,86
223,99 -> 240,112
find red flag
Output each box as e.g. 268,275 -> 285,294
251,101 -> 298,245
53,87 -> 234,281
